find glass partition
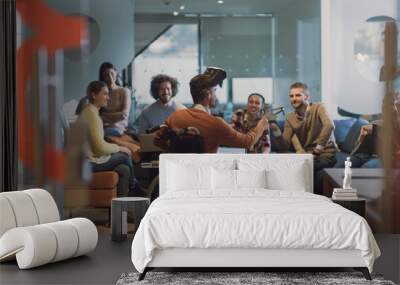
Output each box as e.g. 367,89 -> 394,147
201,16 -> 273,107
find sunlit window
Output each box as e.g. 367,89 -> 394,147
354,16 -> 398,82
133,24 -> 199,110
232,77 -> 273,105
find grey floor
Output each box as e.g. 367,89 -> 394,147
1,234 -> 399,285
0,234 -> 134,285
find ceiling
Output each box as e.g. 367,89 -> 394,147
134,0 -> 297,16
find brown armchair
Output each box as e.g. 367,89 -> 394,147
88,171 -> 118,208
64,171 -> 119,225
63,120 -> 119,224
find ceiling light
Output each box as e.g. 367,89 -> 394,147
179,5 -> 185,10
217,0 -> 224,4
255,13 -> 272,17
173,11 -> 179,16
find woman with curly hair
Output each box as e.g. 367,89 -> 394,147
137,74 -> 186,134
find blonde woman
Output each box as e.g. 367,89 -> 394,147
78,81 -> 145,197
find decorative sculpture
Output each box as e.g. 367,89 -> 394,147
332,156 -> 358,200
343,157 -> 352,190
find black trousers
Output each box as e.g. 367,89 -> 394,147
314,155 -> 336,195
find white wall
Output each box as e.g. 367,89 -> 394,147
321,0 -> 397,118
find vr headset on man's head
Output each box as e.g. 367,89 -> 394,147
190,67 -> 227,94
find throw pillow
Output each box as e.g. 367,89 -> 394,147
266,163 -> 307,191
341,119 -> 369,153
167,162 -> 212,191
236,169 -> 267,189
211,168 -> 237,190
237,158 -> 311,192
333,118 -> 356,147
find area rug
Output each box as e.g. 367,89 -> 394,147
116,271 -> 396,285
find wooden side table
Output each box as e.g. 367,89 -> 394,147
331,198 -> 366,218
111,197 -> 150,242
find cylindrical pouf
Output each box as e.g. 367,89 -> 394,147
0,189 -> 59,237
0,226 -> 57,269
0,218 -> 98,269
0,192 -> 39,227
0,196 -> 17,237
42,221 -> 79,262
66,218 -> 98,257
111,197 -> 150,242
24,189 -> 60,223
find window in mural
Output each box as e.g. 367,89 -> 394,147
354,16 -> 399,82
133,24 -> 199,113
232,77 -> 273,105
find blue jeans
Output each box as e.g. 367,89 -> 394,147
104,127 -> 122,137
336,153 -> 379,168
91,152 -> 134,196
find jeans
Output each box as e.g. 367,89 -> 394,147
314,155 -> 337,195
314,155 -> 337,172
336,153 -> 379,168
104,127 -> 122,137
91,152 -> 135,197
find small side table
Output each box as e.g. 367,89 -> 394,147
111,197 -> 150,242
331,198 -> 366,218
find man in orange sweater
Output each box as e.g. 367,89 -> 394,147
155,67 -> 269,153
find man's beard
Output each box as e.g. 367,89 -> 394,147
159,95 -> 171,104
291,101 -> 304,109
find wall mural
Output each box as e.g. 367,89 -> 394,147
14,0 -> 399,232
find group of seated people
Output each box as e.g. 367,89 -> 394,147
75,63 -> 386,199
76,62 -> 145,198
